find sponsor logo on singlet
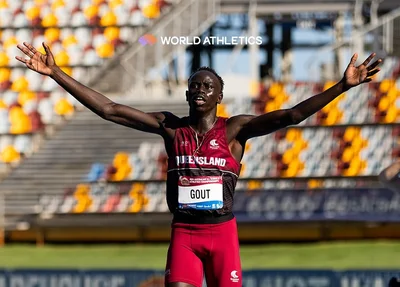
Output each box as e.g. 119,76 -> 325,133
175,155 -> 226,167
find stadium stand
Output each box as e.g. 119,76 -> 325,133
0,0 -> 173,176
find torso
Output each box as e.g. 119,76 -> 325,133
165,117 -> 241,223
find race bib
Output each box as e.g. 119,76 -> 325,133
178,176 -> 224,210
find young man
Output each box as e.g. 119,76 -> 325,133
16,42 -> 381,287
379,161 -> 400,192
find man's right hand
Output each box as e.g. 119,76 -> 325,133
16,42 -> 56,76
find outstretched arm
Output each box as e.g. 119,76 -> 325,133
235,53 -> 382,141
16,42 -> 166,135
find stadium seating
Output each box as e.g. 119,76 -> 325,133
0,0 -> 172,171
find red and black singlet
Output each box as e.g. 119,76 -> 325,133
166,117 -> 241,223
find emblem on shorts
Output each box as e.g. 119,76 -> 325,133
179,176 -> 190,186
210,139 -> 219,149
230,270 -> 239,283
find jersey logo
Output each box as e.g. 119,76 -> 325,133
230,270 -> 239,283
210,139 -> 219,149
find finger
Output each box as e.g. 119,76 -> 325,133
361,52 -> 376,66
42,42 -> 53,57
15,56 -> 29,64
367,68 -> 380,77
367,59 -> 383,70
23,42 -> 38,56
17,44 -> 34,57
363,78 -> 372,83
349,53 -> 358,66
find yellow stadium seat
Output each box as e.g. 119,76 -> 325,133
0,51 -> 9,66
11,76 -> 29,92
96,42 -> 114,58
113,152 -> 130,167
42,13 -> 58,27
26,6 -> 41,21
3,36 -> 18,49
1,145 -> 20,163
109,0 -> 123,9
34,0 -> 48,5
387,87 -> 397,102
292,139 -> 308,153
351,137 -> 366,153
54,98 -> 74,116
341,147 -> 355,163
247,180 -> 262,190
216,103 -> 229,118
62,35 -> 78,48
100,11 -> 118,26
54,50 -> 70,66
378,96 -> 390,111
379,79 -> 394,93
44,28 -> 61,43
0,68 -> 11,82
0,99 -> 7,109
18,90 -> 36,106
104,27 -> 120,42
0,1 -> 7,8
282,149 -> 295,165
282,159 -> 303,177
342,158 -> 366,177
264,101 -> 276,113
142,4 -> 160,19
384,107 -> 398,123
84,5 -> 98,19
128,183 -> 149,213
307,179 -> 323,189
9,106 -> 31,134
285,128 -> 301,142
51,0 -> 65,10
343,127 -> 360,142
324,109 -> 343,126
111,165 -> 132,181
73,184 -> 92,213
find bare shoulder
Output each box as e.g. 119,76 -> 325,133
227,114 -> 256,126
226,114 -> 256,143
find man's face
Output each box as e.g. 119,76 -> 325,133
186,71 -> 222,112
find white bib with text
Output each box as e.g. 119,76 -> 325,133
178,176 -> 223,210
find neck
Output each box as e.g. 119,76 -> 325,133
188,110 -> 217,135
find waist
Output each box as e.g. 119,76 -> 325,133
172,211 -> 234,224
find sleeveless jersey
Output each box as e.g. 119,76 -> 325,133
166,117 -> 241,222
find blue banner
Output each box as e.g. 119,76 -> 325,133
233,188 -> 400,222
0,269 -> 399,287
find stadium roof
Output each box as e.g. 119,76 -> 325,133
220,0 -> 399,14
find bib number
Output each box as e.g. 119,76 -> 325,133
178,176 -> 223,210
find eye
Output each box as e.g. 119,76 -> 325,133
189,82 -> 199,89
204,83 -> 213,89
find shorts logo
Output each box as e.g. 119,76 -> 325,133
230,270 -> 239,283
210,139 -> 219,149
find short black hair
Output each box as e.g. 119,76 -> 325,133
188,66 -> 224,92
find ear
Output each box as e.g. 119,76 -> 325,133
185,90 -> 189,102
217,92 -> 223,104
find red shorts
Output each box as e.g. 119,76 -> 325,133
164,217 -> 242,287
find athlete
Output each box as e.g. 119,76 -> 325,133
16,42 -> 382,287
379,161 -> 400,192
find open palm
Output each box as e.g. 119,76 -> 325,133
16,42 -> 55,76
344,53 -> 382,89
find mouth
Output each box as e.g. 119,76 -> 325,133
192,95 -> 206,106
